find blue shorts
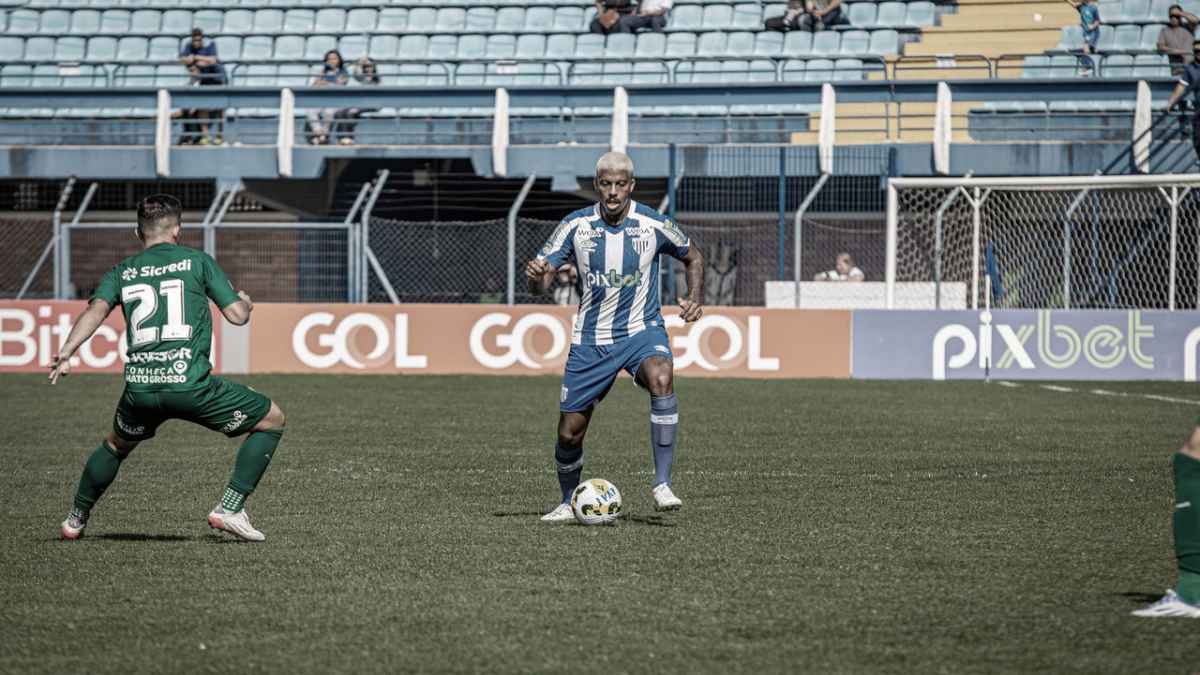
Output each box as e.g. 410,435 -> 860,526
560,329 -> 672,413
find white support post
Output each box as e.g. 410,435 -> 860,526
818,83 -> 835,174
970,186 -> 981,309
792,172 -> 831,308
885,182 -> 898,309
610,86 -> 629,154
277,88 -> 295,178
1134,81 -> 1152,174
933,82 -> 952,176
359,169 -> 389,303
155,89 -> 171,177
507,174 -> 537,306
51,178 -> 76,300
60,182 -> 97,301
343,182 -> 371,303
492,88 -> 510,178
1170,185 -> 1179,310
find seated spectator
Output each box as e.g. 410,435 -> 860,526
178,28 -> 226,145
305,50 -> 350,146
622,0 -> 672,33
798,0 -> 844,31
333,58 -> 381,146
590,0 -> 636,34
813,252 -> 864,282
1065,0 -> 1100,74
553,265 -> 580,306
1159,5 -> 1200,74
765,0 -> 805,31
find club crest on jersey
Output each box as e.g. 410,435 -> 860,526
633,237 -> 653,255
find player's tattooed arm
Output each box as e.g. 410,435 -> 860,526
49,299 -> 114,384
525,258 -> 556,296
677,245 -> 704,323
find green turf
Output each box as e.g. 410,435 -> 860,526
1,373 -> 1197,674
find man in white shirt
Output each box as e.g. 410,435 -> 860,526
813,252 -> 864,282
622,0 -> 673,32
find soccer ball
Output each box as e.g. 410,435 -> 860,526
570,478 -> 622,525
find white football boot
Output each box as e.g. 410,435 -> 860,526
60,513 -> 87,540
540,502 -> 575,523
207,507 -> 266,542
1131,590 -> 1200,618
652,483 -> 682,512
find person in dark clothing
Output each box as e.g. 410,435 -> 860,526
334,58 -> 381,145
1166,44 -> 1200,162
178,28 -> 226,145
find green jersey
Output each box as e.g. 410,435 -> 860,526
92,243 -> 239,392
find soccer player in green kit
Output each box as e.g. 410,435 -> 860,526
50,195 -> 286,542
1133,422 -> 1200,617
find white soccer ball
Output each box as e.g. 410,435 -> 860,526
570,478 -> 622,525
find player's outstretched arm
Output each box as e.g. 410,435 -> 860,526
677,245 -> 705,322
49,299 -> 113,385
525,258 -> 556,296
221,290 -> 254,326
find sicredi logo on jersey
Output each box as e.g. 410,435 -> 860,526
121,259 -> 193,281
585,269 -> 642,288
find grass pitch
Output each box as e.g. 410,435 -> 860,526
1,373 -> 1198,674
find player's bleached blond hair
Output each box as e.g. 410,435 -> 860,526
595,152 -> 634,178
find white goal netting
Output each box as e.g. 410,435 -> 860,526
886,175 -> 1200,310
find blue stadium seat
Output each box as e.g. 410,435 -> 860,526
875,2 -> 906,27
346,8 -> 377,32
1021,54 -> 1050,78
25,37 -> 54,61
1097,0 -> 1121,21
408,8 -> 438,33
487,33 -> 515,58
545,33 -> 576,59
1150,0 -> 1174,20
632,61 -> 669,84
455,35 -> 485,82
719,59 -> 749,82
86,36 -> 117,61
0,37 -> 25,60
602,60 -> 632,85
781,58 -> 806,82
399,34 -> 430,59
241,64 -> 277,87
606,32 -> 635,56
1095,25 -> 1116,51
241,35 -> 273,61
100,9 -> 131,34
804,58 -> 835,81
274,35 -> 304,61
1057,26 -> 1085,50
554,6 -> 584,31
379,9 -> 407,33
671,5 -> 703,30
1140,24 -> 1162,50
726,31 -> 754,55
516,33 -> 545,57
1133,52 -> 1170,76
636,32 -> 667,57
192,10 -> 220,35
40,10 -> 70,34
8,9 -> 38,34
524,7 -> 554,31
733,3 -> 762,28
868,29 -> 900,54
812,30 -> 840,55
305,35 -> 337,61
466,7 -> 496,32
160,10 -> 191,35
754,31 -> 783,56
747,59 -> 777,82
834,57 -> 865,80
286,9 -> 318,33
572,61 -> 603,84
149,36 -> 180,60
429,34 -> 460,59
677,60 -> 724,84
702,4 -> 734,29
904,1 -> 936,28
1,65 -> 34,87
253,9 -> 283,32
847,2 -> 877,28
1112,24 -> 1141,50
1122,0 -> 1152,22
1048,54 -> 1078,75
436,8 -> 467,32
665,31 -> 696,57
117,36 -> 148,60
131,10 -> 161,33
839,29 -> 869,55
697,31 -> 727,54
1103,52 -> 1134,76
71,10 -> 100,34
222,9 -> 252,34
369,35 -> 400,59
56,36 -> 85,61
496,7 -> 524,31
783,30 -> 813,54
213,35 -> 241,60
574,32 -> 604,57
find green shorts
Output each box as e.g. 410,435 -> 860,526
113,376 -> 272,442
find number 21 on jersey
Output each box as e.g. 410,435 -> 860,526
122,279 -> 193,347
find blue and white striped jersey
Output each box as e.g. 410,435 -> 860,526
538,201 -> 691,346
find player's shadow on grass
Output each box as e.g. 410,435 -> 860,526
489,511 -> 675,527
1117,591 -> 1166,605
92,533 -> 194,542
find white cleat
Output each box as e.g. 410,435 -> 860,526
60,516 -> 86,541
1131,590 -> 1200,618
207,507 -> 265,542
652,483 -> 682,512
540,502 -> 575,523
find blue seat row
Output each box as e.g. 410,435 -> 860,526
1096,0 -> 1188,24
16,0 -> 922,8
0,3 -> 933,35
1057,23 -> 1180,52
1022,52 -> 1170,78
0,29 -> 903,62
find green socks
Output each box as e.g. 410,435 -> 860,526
73,441 -> 126,513
1174,452 -> 1200,604
222,428 -> 284,513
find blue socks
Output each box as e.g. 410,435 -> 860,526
650,394 -> 678,487
555,443 -> 583,505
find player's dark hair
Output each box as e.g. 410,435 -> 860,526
1171,4 -> 1183,12
136,194 -> 182,238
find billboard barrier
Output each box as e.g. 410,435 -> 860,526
852,310 -> 1200,381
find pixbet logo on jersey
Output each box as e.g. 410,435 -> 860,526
585,269 -> 642,289
291,312 -> 429,369
0,304 -> 127,370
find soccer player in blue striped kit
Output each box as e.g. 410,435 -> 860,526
526,152 -> 705,521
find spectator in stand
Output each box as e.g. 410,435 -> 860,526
590,0 -> 636,34
765,0 -> 805,31
333,58 -> 381,146
766,0 -> 843,32
178,28 -> 226,145
622,0 -> 673,32
1065,0 -> 1100,74
813,252 -> 864,282
1159,5 -> 1200,74
552,265 -> 580,306
1165,40 -> 1200,162
305,50 -> 350,145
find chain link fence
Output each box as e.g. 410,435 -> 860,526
0,218 -> 54,298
